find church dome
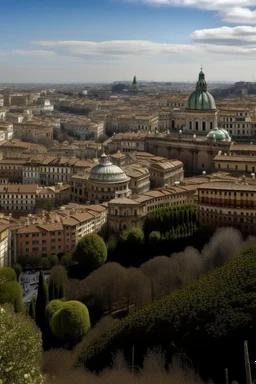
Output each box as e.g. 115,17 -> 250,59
187,69 -> 216,110
89,153 -> 130,184
206,127 -> 231,142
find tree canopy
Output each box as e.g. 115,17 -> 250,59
0,267 -> 17,283
73,234 -> 107,272
0,304 -> 44,384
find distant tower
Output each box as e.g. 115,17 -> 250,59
132,75 -> 138,91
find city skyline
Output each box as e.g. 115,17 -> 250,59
1,0 -> 256,83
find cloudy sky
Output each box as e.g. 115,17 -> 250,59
1,0 -> 256,83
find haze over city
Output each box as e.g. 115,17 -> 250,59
1,0 -> 256,83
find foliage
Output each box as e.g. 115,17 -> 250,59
0,280 -> 23,312
148,231 -> 161,244
60,253 -> 73,267
49,254 -> 59,267
29,296 -> 36,320
45,299 -> 63,325
18,256 -> 42,268
0,304 -> 44,384
40,258 -> 51,269
49,300 -> 91,343
126,228 -> 144,244
80,245 -> 256,380
12,264 -> 22,280
73,234 -> 107,272
143,204 -> 198,239
0,267 -> 17,283
35,271 -> 49,331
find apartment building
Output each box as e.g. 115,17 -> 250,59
14,204 -> 107,260
48,140 -> 102,159
219,107 -> 253,139
61,116 -> 104,140
105,132 -> 148,153
0,140 -> 47,158
0,123 -> 14,141
13,122 -> 53,142
104,113 -> 158,136
0,184 -> 71,214
22,157 -> 93,185
196,180 -> 256,234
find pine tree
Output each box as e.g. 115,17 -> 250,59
29,296 -> 36,319
35,271 -> 49,331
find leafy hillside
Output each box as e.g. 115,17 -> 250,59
79,246 -> 256,382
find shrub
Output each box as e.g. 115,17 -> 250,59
148,231 -> 161,245
73,234 -> 107,272
81,245 -> 256,379
0,280 -> 23,312
45,299 -> 63,325
49,254 -> 59,266
0,267 -> 17,283
60,253 -> 73,267
50,300 -> 91,342
12,263 -> 22,280
0,304 -> 44,384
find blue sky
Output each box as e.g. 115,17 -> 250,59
1,0 -> 256,83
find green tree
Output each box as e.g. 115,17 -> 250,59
29,296 -> 36,319
49,254 -> 59,267
0,267 -> 17,283
40,257 -> 50,269
0,281 -> 23,313
12,264 -> 22,280
60,252 -> 73,267
50,300 -> 91,343
35,271 -> 49,331
73,234 -> 107,272
126,228 -> 144,244
0,304 -> 44,384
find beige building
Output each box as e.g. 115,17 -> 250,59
122,164 -> 150,194
108,185 -> 197,232
196,180 -> 256,234
48,140 -> 102,159
0,225 -> 9,267
0,140 -> 47,158
13,122 -> 53,142
0,184 -> 70,215
104,113 -> 158,136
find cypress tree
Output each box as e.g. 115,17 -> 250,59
29,296 -> 36,319
35,271 -> 49,331
48,279 -> 55,302
59,284 -> 65,299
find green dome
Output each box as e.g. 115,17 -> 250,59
206,128 -> 231,142
89,153 -> 130,184
187,69 -> 216,110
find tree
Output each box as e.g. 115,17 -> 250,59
49,300 -> 91,343
0,280 -> 23,312
40,257 -> 50,269
45,299 -> 63,326
35,271 -> 49,331
49,254 -> 59,267
73,234 -> 107,272
0,304 -> 44,384
0,267 -> 17,283
60,252 -> 73,267
29,296 -> 36,319
12,263 -> 22,280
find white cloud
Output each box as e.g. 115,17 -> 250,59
128,0 -> 256,23
35,40 -> 198,57
10,50 -> 56,56
192,26 -> 256,45
33,39 -> 256,59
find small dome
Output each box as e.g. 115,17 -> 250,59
187,68 -> 216,110
206,128 -> 231,142
89,153 -> 130,184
